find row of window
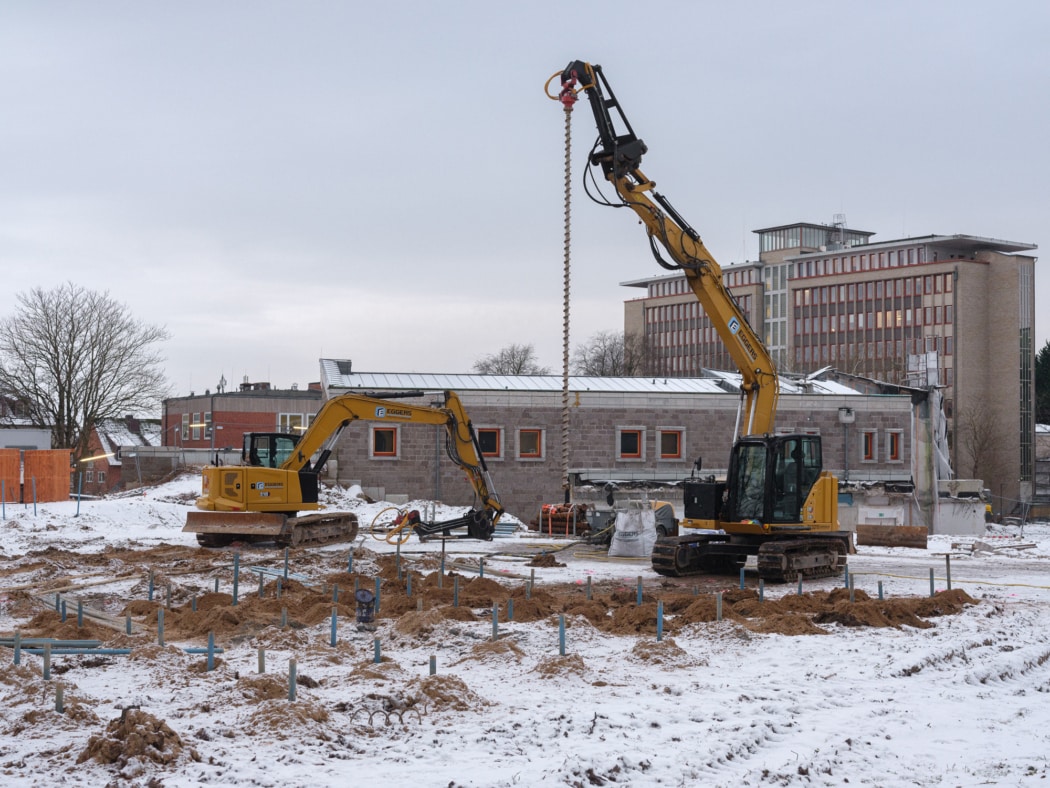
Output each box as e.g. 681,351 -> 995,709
368,425 -> 688,463
795,247 -> 927,278
795,306 -> 955,333
647,268 -> 756,297
646,296 -> 754,329
177,411 -> 314,442
758,226 -> 870,253
796,273 -> 953,306
181,412 -> 212,441
861,429 -> 904,463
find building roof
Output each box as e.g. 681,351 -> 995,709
320,360 -> 860,397
789,234 -> 1036,258
96,418 -> 161,464
752,221 -> 876,237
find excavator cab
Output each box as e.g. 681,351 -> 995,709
724,434 -> 823,525
243,433 -> 300,469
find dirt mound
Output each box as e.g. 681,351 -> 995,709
673,596 -> 745,627
408,674 -> 488,712
629,638 -> 700,666
745,613 -> 829,636
457,576 -> 509,607
606,603 -> 661,635
237,674 -> 289,702
562,600 -> 610,627
503,597 -> 554,623
532,653 -> 588,679
453,639 -> 526,665
77,708 -> 197,768
528,553 -> 566,568
246,700 -> 331,738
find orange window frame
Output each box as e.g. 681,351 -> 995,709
619,430 -> 643,459
477,428 -> 501,458
519,429 -> 542,458
659,430 -> 683,459
888,432 -> 901,461
373,427 -> 398,457
862,431 -> 876,462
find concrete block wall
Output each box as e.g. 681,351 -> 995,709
329,389 -> 915,521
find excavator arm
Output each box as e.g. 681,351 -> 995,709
558,61 -> 778,436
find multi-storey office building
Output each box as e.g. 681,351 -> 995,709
623,221 -> 1038,509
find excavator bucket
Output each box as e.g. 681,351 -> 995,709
184,511 -> 291,541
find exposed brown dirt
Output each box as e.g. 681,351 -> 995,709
5,545 -> 979,648
77,708 -> 198,768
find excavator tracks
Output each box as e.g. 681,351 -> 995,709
755,538 -> 848,583
187,511 -> 359,549
275,513 -> 360,548
652,534 -> 849,584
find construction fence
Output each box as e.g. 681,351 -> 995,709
0,449 -> 74,503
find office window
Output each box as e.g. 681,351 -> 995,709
862,430 -> 877,463
279,413 -> 305,433
191,412 -> 201,441
85,470 -> 94,483
97,471 -> 106,484
477,428 -> 503,459
204,412 -> 212,439
371,426 -> 398,458
518,429 -> 544,459
887,430 -> 903,463
617,428 -> 645,460
181,413 -> 189,441
658,429 -> 684,460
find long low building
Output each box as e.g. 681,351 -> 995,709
319,359 -> 915,522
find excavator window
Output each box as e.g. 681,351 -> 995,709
244,434 -> 299,468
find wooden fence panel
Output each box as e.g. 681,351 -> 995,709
24,450 -> 72,502
0,449 -> 19,502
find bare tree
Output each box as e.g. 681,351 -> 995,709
571,330 -> 648,376
0,283 -> 171,458
955,400 -> 1005,481
472,343 -> 550,375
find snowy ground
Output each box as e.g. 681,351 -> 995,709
1,474 -> 1050,787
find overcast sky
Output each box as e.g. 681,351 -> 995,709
2,1 -> 1046,399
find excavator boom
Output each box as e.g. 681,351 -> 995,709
560,61 -> 778,436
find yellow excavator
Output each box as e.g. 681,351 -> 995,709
184,390 -> 504,547
554,61 -> 850,582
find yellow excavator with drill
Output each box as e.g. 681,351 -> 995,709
184,390 -> 503,547
552,61 -> 851,582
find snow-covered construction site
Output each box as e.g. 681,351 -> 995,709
2,475 -> 1050,787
